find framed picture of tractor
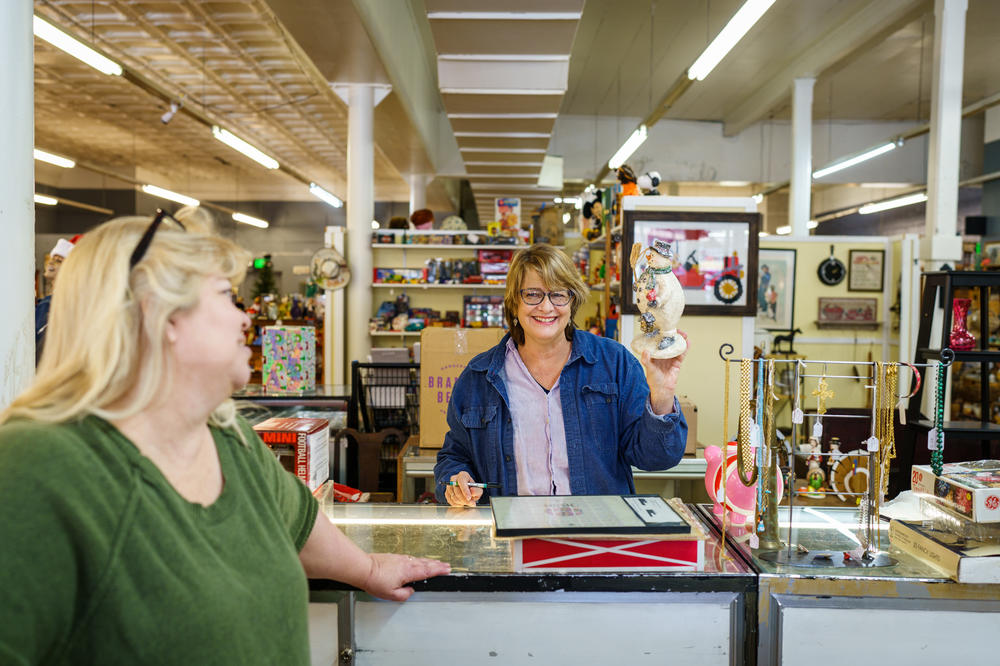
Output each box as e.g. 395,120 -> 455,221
621,210 -> 760,316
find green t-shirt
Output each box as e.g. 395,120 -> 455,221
0,414 -> 319,665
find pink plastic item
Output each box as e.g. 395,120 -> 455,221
704,441 -> 784,525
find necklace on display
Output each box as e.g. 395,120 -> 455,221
930,361 -> 946,476
737,358 -> 757,486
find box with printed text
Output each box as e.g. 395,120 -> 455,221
254,417 -> 330,492
911,461 -> 1000,523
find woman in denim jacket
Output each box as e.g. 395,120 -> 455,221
436,244 -> 687,506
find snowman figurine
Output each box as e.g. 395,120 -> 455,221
630,239 -> 687,359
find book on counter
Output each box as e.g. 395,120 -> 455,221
889,519 -> 1000,584
490,494 -> 690,538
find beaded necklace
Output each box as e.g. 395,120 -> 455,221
930,361 -> 946,476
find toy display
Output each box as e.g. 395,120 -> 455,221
262,325 -> 316,392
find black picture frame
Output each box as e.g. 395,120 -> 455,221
621,210 -> 760,316
847,249 -> 885,292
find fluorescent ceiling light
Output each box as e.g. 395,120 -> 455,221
212,126 -> 279,170
562,213 -> 571,224
775,225 -> 791,235
813,142 -> 896,179
141,184 -> 199,207
309,183 -> 343,208
33,15 -> 123,76
687,0 -> 776,81
448,113 -> 558,119
441,88 -> 565,95
752,194 -> 764,203
608,125 -> 647,169
34,194 -> 58,206
807,220 -> 818,230
562,197 -> 581,205
718,180 -> 750,187
455,132 -> 550,138
371,220 -> 380,230
858,192 -> 927,215
232,212 -> 269,229
34,149 -> 75,169
759,231 -> 769,237
427,12 -> 582,20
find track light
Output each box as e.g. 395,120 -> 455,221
608,125 -> 647,169
33,15 -> 122,76
232,212 -> 269,229
33,149 -> 75,169
161,101 -> 181,125
212,126 -> 279,170
141,184 -> 199,207
309,183 -> 343,208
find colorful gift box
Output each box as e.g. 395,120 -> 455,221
262,326 -> 316,392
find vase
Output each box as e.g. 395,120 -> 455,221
949,297 -> 975,351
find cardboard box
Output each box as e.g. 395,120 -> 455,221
911,461 -> 1000,523
261,326 -> 316,392
678,397 -> 698,455
419,327 -> 505,447
254,417 -> 330,491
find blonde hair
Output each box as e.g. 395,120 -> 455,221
3,214 -> 251,431
504,243 -> 589,345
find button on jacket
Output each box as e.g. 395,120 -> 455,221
434,330 -> 687,503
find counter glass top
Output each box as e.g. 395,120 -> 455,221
703,505 -> 951,581
318,490 -> 751,576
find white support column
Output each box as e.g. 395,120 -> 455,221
789,78 -> 814,237
409,173 -> 429,214
922,0 -> 967,265
1,4 -> 35,408
346,84 -> 376,370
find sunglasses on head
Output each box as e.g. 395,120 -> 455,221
129,209 -> 186,269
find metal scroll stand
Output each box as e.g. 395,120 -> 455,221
717,344 -> 953,569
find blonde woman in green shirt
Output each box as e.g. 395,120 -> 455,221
0,211 -> 449,665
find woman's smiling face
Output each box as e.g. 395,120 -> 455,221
516,269 -> 572,347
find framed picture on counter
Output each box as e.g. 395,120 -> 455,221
848,249 -> 885,292
621,210 -> 760,316
757,248 -> 797,330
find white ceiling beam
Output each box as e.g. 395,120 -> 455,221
722,0 -> 929,137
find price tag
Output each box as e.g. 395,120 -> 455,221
750,422 -> 761,450
792,408 -> 803,424
927,428 -> 938,450
812,422 -> 823,439
748,533 -> 760,549
866,436 -> 879,452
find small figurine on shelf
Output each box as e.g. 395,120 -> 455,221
629,240 -> 687,359
290,295 -> 304,319
581,194 -> 604,241
638,171 -> 661,195
803,436 -> 827,499
617,164 -> 640,197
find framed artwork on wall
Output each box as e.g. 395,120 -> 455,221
848,249 -> 885,292
621,210 -> 760,316
983,242 -> 1000,268
817,297 -> 878,328
756,248 -> 797,331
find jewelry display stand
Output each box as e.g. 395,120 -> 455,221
717,344 -> 951,568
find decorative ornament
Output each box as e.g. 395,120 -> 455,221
309,247 -> 351,291
948,297 -> 975,351
817,245 -> 846,286
811,376 -> 834,415
629,240 -> 687,359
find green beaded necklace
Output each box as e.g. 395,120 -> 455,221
930,361 -> 945,476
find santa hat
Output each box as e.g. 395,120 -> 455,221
51,237 -> 78,258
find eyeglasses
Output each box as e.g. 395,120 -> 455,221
519,288 -> 571,307
129,209 -> 185,269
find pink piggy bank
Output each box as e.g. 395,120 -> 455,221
704,441 -> 783,525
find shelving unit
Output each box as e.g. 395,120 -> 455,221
897,271 -> 1000,494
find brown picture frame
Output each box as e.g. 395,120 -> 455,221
621,210 -> 760,316
847,249 -> 885,292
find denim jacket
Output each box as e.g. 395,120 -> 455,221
434,330 -> 687,503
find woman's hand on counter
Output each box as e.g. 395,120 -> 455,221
362,553 -> 451,602
444,471 -> 484,507
641,330 -> 688,416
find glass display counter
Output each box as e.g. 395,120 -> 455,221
696,505 -> 1000,665
308,499 -> 755,665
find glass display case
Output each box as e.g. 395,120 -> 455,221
308,499 -> 755,665
697,505 -> 1000,665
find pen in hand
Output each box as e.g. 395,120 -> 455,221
439,481 -> 500,489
